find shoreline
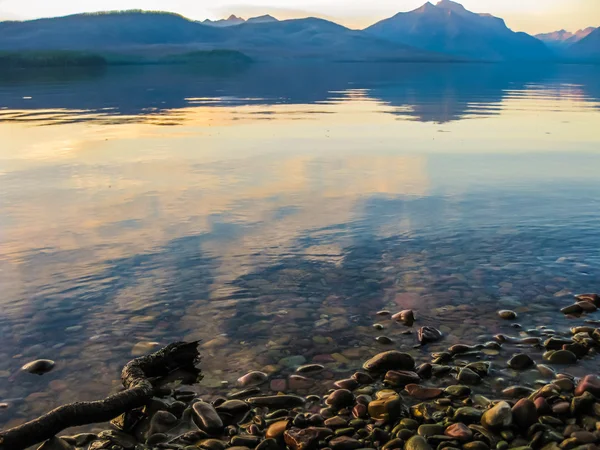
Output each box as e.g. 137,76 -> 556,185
7,294 -> 600,450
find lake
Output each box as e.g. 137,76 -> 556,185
1,62 -> 600,430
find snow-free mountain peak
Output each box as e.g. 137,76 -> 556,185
365,1 -> 550,61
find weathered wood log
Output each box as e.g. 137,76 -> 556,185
0,341 -> 201,450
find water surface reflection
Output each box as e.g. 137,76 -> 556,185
1,63 -> 600,429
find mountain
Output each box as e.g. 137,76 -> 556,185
365,0 -> 552,61
202,14 -> 278,27
0,11 -> 446,62
0,11 -> 227,50
246,15 -> 278,24
203,15 -> 245,27
221,17 -> 446,61
569,27 -> 600,61
536,27 -> 596,49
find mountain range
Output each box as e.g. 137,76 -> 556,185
0,1 -> 598,63
365,0 -> 551,61
535,28 -> 596,48
202,14 -> 278,27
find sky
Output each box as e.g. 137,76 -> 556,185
0,0 -> 598,34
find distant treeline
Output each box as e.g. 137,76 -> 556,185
0,51 -> 107,68
0,50 -> 252,69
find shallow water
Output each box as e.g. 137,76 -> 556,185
1,62 -> 600,430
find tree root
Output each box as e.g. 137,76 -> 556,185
0,341 -> 201,450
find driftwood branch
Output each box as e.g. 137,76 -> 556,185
0,341 -> 201,450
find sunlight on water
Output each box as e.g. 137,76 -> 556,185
0,62 -> 600,429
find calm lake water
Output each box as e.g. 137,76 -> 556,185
1,62 -> 600,430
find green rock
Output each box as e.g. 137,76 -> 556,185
405,436 -> 432,450
417,424 -> 444,438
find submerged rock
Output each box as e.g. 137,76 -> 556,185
511,398 -> 538,430
508,353 -> 535,370
498,310 -> 517,320
363,351 -> 415,372
384,370 -> 420,387
405,435 -> 432,450
284,427 -> 332,450
544,350 -> 577,364
392,310 -> 415,326
237,371 -> 268,387
37,437 -> 74,450
192,401 -> 224,435
417,326 -> 443,345
22,359 -> 55,375
445,423 -> 473,441
325,390 -> 354,409
248,395 -> 306,408
575,375 -> 600,396
481,401 -> 512,430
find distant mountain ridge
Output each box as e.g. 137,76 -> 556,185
0,3 -> 597,63
365,0 -> 552,61
0,11 -> 446,62
202,14 -> 278,27
536,27 -> 596,48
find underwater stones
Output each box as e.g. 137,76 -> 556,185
376,336 -> 394,345
561,304 -> 584,315
284,427 -> 333,450
453,407 -> 484,423
22,359 -> 55,375
215,400 -> 251,416
279,355 -> 307,368
511,399 -> 538,430
481,401 -> 512,430
444,385 -> 471,398
328,436 -> 362,450
192,401 -> 224,435
257,439 -> 279,450
445,423 -> 473,442
37,437 -> 74,450
449,344 -> 478,355
576,293 -> 600,307
363,351 -> 415,372
498,310 -> 517,320
333,378 -> 359,390
384,370 -> 420,387
416,363 -> 433,379
465,362 -> 490,377
148,411 -> 178,436
231,435 -> 261,447
544,337 -> 573,350
130,341 -> 161,356
574,375 -> 600,397
404,384 -> 443,400
248,395 -> 306,408
238,371 -> 268,387
508,353 -> 535,370
393,310 -> 415,326
368,393 -> 405,421
405,435 -> 433,450
544,350 -> 577,365
457,367 -> 482,385
297,364 -> 325,374
417,424 -> 444,438
325,390 -> 354,409
418,326 -> 443,345
352,372 -> 374,384
324,416 -> 347,428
